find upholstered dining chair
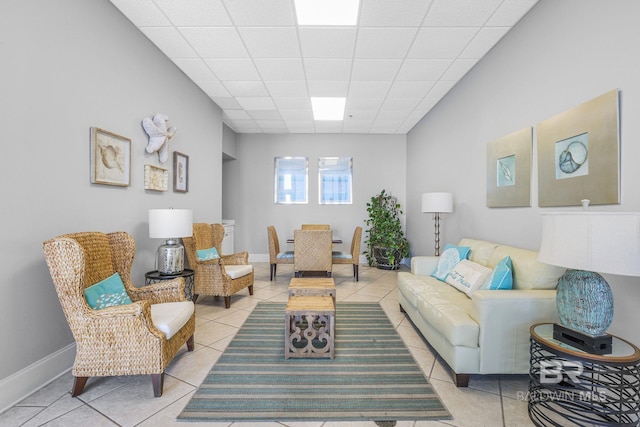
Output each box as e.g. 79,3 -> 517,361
294,229 -> 332,278
332,226 -> 363,281
42,231 -> 195,398
301,224 -> 330,230
183,223 -> 254,308
267,225 -> 294,281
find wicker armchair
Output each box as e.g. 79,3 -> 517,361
267,225 -> 294,281
42,231 -> 195,398
183,223 -> 254,308
301,224 -> 330,230
294,229 -> 332,278
332,226 -> 363,281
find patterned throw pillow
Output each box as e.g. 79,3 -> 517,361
84,272 -> 132,309
446,260 -> 492,297
431,244 -> 471,281
481,256 -> 513,290
197,247 -> 220,261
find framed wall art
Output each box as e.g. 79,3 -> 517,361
144,164 -> 169,191
173,151 -> 189,193
537,89 -> 620,207
486,127 -> 532,207
90,127 -> 131,186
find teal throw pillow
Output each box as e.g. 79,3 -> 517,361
481,256 -> 513,290
197,247 -> 220,261
431,244 -> 471,282
84,272 -> 132,309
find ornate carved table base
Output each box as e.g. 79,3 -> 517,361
285,295 -> 335,359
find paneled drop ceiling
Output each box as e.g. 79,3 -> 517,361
108,0 -> 538,134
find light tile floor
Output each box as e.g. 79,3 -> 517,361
2,263 -> 535,427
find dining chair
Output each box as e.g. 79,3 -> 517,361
294,229 -> 332,277
183,223 -> 254,308
332,226 -> 363,281
301,224 -> 330,230
267,225 -> 294,280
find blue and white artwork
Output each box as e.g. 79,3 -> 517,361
555,132 -> 589,180
497,154 -> 516,187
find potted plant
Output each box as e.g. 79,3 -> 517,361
364,189 -> 409,270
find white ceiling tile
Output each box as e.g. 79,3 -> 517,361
441,59 -> 477,80
279,108 -> 314,120
460,27 -> 509,58
236,97 -> 277,110
376,110 -> 412,120
154,0 -> 232,26
355,28 -> 417,59
346,98 -> 384,111
307,81 -> 349,97
273,98 -> 312,111
396,59 -> 452,81
224,118 -> 260,131
264,81 -> 309,97
315,121 -> 344,132
304,59 -> 352,81
344,110 -> 377,120
369,120 -> 403,133
140,27 -> 198,58
238,27 -> 300,58
195,80 -> 231,97
249,110 -> 283,120
109,0 -> 171,26
285,120 -> 316,129
256,120 -> 288,130
348,81 -> 392,98
299,28 -> 357,59
179,27 -> 249,57
351,59 -> 402,81
223,110 -> 252,120
222,81 -> 269,97
359,0 -> 433,27
254,58 -> 305,80
427,80 -> 457,98
173,58 -> 218,80
416,97 -> 441,111
408,27 -> 478,58
211,97 -> 243,109
423,0 -> 503,26
387,81 -> 435,99
223,0 -> 296,26
379,98 -> 422,112
404,110 -> 430,124
204,58 -> 261,80
486,0 -> 538,26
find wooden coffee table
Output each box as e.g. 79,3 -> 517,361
288,277 -> 336,304
285,295 -> 335,359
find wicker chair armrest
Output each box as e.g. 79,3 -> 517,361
128,277 -> 187,303
82,300 -> 165,341
220,251 -> 249,265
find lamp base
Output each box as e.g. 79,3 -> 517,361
552,323 -> 612,355
156,239 -> 185,275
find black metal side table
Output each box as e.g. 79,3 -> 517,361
145,268 -> 194,301
529,323 -> 640,426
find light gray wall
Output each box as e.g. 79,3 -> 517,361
1,0 -> 223,399
406,0 -> 640,344
223,133 -> 407,258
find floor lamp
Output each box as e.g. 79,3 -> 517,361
421,192 -> 453,256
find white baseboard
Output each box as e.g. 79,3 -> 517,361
0,343 -> 75,414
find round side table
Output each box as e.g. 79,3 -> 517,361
145,268 -> 194,301
529,323 -> 640,426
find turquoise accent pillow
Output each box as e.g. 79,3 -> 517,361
431,244 -> 471,281
84,272 -> 132,309
197,247 -> 220,261
481,256 -> 513,290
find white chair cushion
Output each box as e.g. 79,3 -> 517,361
150,301 -> 194,340
224,264 -> 253,279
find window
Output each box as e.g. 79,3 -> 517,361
319,157 -> 352,204
274,157 -> 308,204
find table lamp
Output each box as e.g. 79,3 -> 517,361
538,212 -> 640,354
421,192 -> 453,256
149,208 -> 193,275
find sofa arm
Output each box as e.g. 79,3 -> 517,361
470,289 -> 558,374
411,256 -> 439,276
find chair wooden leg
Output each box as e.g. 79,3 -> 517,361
224,296 -> 231,309
354,264 -> 359,281
192,294 -> 199,304
454,373 -> 470,387
270,264 -> 275,281
187,335 -> 194,351
71,376 -> 88,397
248,285 -> 254,295
152,373 -> 164,397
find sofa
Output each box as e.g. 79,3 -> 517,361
397,238 -> 566,387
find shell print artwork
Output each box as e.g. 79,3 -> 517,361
142,113 -> 177,163
99,144 -> 124,172
559,140 -> 588,174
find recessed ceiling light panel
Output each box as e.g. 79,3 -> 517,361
311,97 -> 346,120
294,0 -> 359,26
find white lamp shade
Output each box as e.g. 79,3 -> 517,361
538,212 -> 640,277
422,192 -> 453,213
149,209 -> 193,239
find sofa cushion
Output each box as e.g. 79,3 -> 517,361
446,260 -> 492,297
84,272 -> 132,309
460,239 -> 498,267
481,256 -> 513,290
224,264 -> 253,279
489,245 -> 564,290
150,301 -> 194,339
431,244 -> 470,281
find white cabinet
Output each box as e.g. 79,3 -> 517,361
221,220 -> 235,255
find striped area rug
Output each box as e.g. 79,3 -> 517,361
178,302 -> 450,423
